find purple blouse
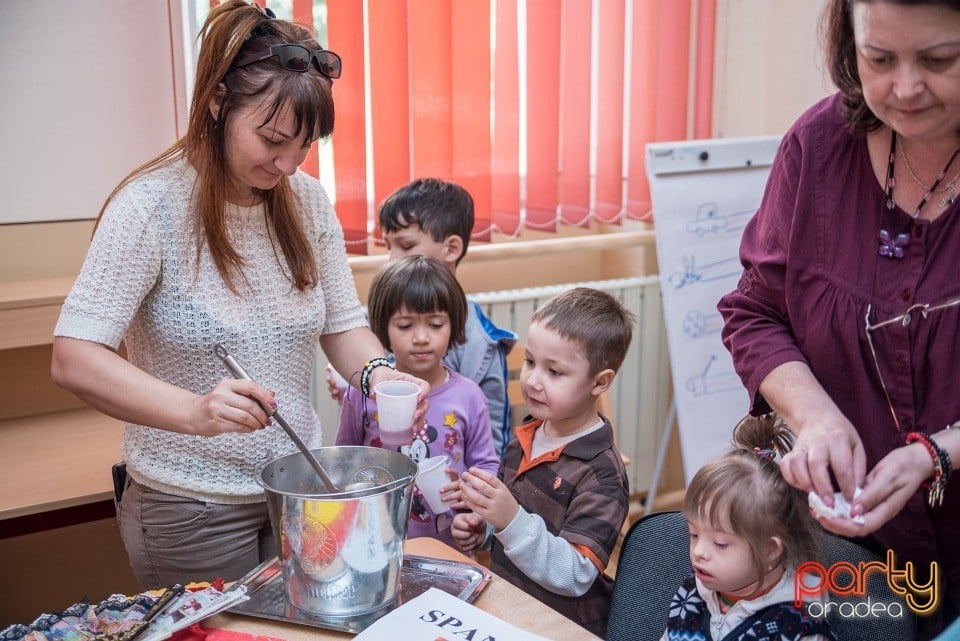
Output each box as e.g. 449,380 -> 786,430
719,94 -> 960,614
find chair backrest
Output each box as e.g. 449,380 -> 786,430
816,530 -> 916,641
607,511 -> 691,641
606,510 -> 917,641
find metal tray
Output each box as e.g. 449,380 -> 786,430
228,555 -> 491,634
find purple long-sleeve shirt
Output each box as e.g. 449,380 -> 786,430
719,94 -> 960,629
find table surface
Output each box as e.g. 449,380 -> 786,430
207,537 -> 601,641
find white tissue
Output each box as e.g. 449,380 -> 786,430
808,488 -> 865,525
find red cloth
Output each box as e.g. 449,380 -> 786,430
172,625 -> 285,641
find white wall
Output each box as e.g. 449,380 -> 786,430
0,0 -> 186,224
713,0 -> 835,138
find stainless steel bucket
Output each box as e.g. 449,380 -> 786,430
258,446 -> 417,618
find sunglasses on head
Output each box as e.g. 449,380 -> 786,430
233,43 -> 342,80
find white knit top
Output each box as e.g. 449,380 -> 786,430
54,157 -> 367,503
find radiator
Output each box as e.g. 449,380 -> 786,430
313,276 -> 672,496
471,276 -> 672,495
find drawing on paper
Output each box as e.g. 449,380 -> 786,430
685,354 -> 741,397
686,203 -> 755,236
682,310 -> 723,338
667,255 -> 741,290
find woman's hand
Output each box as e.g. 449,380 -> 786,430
779,410 -> 867,508
758,363 -> 867,507
819,442 -> 932,537
459,468 -> 519,531
188,378 -> 276,436
52,337 -> 272,437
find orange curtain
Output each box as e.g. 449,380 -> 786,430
524,1 -> 561,232
694,0 -> 717,140
491,0 -> 521,237
625,0 -> 661,222
625,0 -> 709,222
451,2 -> 493,242
326,1 -> 368,253
557,1 -> 591,227
292,0 -> 319,180
229,0 -> 715,251
594,0 -> 626,223
365,1 -> 410,242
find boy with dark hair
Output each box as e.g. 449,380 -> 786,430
377,178 -> 517,456
451,287 -> 634,638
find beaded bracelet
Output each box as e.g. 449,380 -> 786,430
906,432 -> 949,508
931,421 -> 960,478
936,445 -> 953,487
939,421 -> 958,493
360,357 -> 395,398
932,428 -> 954,494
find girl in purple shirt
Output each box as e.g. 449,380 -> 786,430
335,256 -> 499,547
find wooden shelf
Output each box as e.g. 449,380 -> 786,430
0,233 -> 656,350
0,277 -> 73,350
0,408 -> 122,520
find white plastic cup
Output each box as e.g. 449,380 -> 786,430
374,380 -> 420,447
416,455 -> 451,514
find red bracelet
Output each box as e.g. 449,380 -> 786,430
906,432 -> 947,507
906,432 -> 939,487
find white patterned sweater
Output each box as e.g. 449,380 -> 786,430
54,157 -> 367,503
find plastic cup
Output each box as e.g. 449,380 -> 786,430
416,455 -> 451,514
374,380 -> 420,447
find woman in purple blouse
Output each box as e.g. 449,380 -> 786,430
719,1 -> 960,637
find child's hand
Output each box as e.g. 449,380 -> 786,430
441,467 -> 466,510
451,512 -> 486,552
324,364 -> 345,402
459,468 -> 519,531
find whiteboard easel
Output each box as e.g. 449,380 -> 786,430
646,136 -> 781,484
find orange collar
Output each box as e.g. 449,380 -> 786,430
719,568 -> 783,608
515,420 -> 565,475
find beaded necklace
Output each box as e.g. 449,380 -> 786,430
879,130 -> 960,260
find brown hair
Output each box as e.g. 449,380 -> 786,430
377,179 -> 475,266
367,255 -> 468,352
823,0 -> 960,134
683,414 -> 821,587
95,0 -> 336,293
531,287 -> 635,375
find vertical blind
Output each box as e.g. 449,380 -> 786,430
212,0 -> 716,254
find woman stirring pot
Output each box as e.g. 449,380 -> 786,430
51,1 -> 426,588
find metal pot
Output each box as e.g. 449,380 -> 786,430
258,446 -> 416,618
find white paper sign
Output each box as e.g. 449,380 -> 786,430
354,587 -> 551,641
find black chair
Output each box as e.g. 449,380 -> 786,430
606,510 -> 916,641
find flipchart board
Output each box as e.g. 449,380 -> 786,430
646,135 -> 782,483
